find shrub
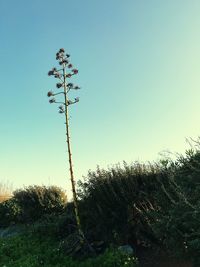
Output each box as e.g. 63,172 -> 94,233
77,155 -> 200,267
29,211 -> 77,239
174,149 -> 200,203
0,198 -> 22,227
150,200 -> 200,265
148,149 -> 200,266
77,162 -> 165,245
13,185 -> 67,222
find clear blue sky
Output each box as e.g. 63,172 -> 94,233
1,0 -> 200,197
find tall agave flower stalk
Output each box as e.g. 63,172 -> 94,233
47,48 -> 83,242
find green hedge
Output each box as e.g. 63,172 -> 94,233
0,185 -> 67,226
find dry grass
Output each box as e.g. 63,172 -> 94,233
0,181 -> 13,203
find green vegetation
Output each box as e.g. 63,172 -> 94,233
78,148 -> 200,266
13,185 -> 67,222
0,186 -> 67,227
1,145 -> 200,266
0,233 -> 137,267
0,198 -> 21,227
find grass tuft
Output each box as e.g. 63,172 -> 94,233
0,181 -> 13,203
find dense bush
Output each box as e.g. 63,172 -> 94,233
0,198 -> 21,227
29,211 -> 77,240
12,185 -> 67,222
150,200 -> 200,266
174,149 -> 200,203
78,162 -> 165,245
149,149 -> 200,266
0,185 -> 68,225
77,151 -> 200,266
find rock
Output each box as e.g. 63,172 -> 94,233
118,245 -> 134,255
0,225 -> 23,238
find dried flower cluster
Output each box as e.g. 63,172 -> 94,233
47,48 -> 80,113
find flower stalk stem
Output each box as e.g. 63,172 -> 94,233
63,65 -> 84,244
